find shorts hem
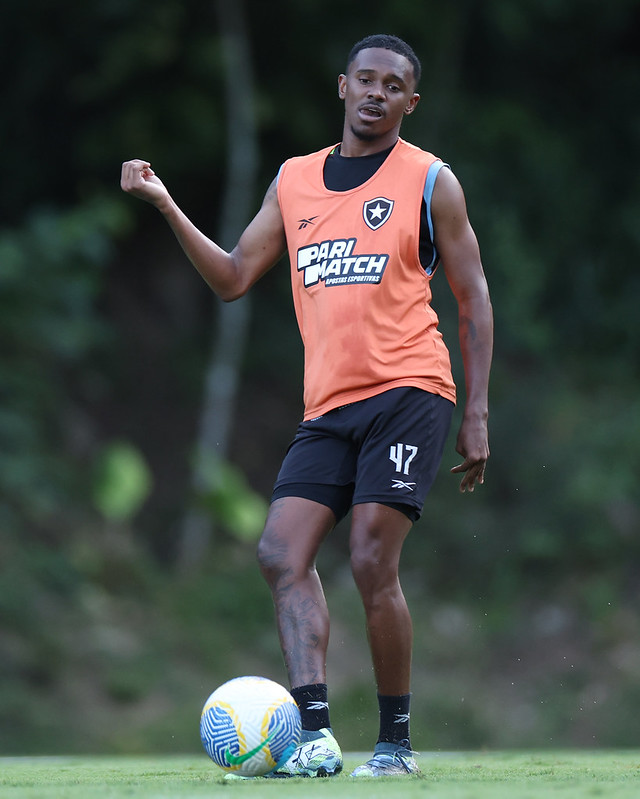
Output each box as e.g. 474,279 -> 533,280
352,498 -> 421,523
271,482 -> 352,523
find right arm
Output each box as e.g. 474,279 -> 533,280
431,166 -> 493,493
120,159 -> 287,301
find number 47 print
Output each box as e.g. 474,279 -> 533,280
389,443 -> 418,475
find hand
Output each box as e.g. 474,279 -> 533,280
120,159 -> 170,208
450,414 -> 489,493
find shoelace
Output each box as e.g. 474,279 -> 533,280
368,751 -> 413,773
391,752 -> 414,773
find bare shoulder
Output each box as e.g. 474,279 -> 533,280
431,165 -> 468,217
251,174 -> 284,230
234,173 -> 286,273
430,164 -> 483,280
241,174 -> 283,233
262,174 -> 280,208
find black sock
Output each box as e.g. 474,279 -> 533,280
291,683 -> 331,731
377,693 -> 411,746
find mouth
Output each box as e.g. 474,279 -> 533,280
358,103 -> 384,121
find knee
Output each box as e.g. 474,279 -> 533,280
349,507 -> 409,596
350,539 -> 390,594
256,523 -> 304,589
256,530 -> 283,585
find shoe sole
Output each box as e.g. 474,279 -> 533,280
269,764 -> 343,778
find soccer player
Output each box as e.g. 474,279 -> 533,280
121,34 -> 493,778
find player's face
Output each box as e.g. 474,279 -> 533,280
338,48 -> 420,149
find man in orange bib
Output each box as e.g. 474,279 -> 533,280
121,34 -> 493,778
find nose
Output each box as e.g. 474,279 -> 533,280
368,82 -> 385,101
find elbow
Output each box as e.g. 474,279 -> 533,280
215,252 -> 253,302
218,287 -> 246,303
209,279 -> 251,302
469,285 -> 493,314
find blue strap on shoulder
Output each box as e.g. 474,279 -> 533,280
423,160 -> 450,275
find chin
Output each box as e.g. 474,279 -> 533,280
350,124 -> 380,143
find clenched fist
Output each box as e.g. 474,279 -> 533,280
120,159 -> 170,209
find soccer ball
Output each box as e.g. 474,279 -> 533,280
200,676 -> 301,777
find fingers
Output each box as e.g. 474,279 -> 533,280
450,458 -> 486,493
120,159 -> 153,191
122,158 -> 151,172
120,159 -> 167,208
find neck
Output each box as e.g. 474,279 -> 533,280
339,127 -> 400,158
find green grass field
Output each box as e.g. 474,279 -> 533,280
1,751 -> 639,798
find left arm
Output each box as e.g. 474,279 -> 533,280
431,166 -> 494,492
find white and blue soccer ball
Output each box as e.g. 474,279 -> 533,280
200,676 -> 301,777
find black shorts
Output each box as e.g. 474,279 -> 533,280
271,387 -> 454,523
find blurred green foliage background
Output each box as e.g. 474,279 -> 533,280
1,0 -> 639,755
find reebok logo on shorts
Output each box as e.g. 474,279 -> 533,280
391,479 -> 416,491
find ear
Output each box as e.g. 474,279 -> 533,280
338,73 -> 347,100
404,92 -> 420,115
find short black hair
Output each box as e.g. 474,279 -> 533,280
346,34 -> 422,86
